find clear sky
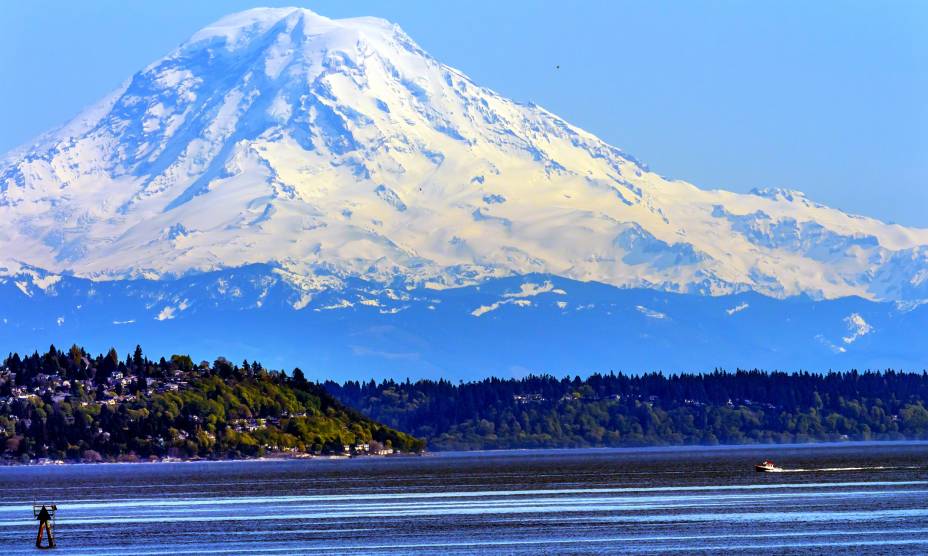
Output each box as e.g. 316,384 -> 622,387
1,1 -> 925,226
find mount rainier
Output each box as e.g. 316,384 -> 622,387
1,8 -> 926,377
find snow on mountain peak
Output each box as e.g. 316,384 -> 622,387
1,8 -> 927,302
749,187 -> 809,203
184,7 -> 408,58
186,7 -> 314,45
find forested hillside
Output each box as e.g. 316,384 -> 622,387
7,343 -> 927,460
325,371 -> 928,450
0,345 -> 424,463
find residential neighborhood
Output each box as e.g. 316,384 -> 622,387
0,344 -> 423,464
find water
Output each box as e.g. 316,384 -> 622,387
1,442 -> 927,554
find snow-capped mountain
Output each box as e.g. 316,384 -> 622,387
2,7 -> 927,303
1,7 -> 927,377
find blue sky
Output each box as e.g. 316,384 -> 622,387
1,1 -> 925,226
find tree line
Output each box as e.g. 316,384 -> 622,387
324,370 -> 928,450
6,343 -> 928,458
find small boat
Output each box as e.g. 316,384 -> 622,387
755,460 -> 782,472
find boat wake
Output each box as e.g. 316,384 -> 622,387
773,466 -> 920,473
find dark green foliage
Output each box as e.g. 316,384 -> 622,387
0,345 -> 424,462
325,370 -> 928,450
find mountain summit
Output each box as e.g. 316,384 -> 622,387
2,7 -> 927,302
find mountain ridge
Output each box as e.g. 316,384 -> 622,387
2,264 -> 926,379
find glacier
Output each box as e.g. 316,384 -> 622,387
0,7 -> 926,376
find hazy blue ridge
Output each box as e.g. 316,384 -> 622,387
1,265 -> 925,380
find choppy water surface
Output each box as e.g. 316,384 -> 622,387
1,443 -> 927,554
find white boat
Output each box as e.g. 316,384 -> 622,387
754,460 -> 782,472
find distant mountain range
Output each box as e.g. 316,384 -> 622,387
2,266 -> 925,379
1,8 -> 925,377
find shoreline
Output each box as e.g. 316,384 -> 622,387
429,438 -> 928,457
0,451 -> 426,468
5,438 -> 928,467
